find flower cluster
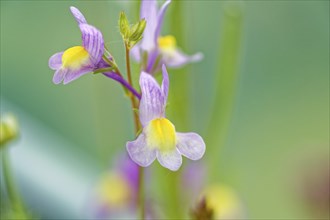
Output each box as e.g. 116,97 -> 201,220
131,0 -> 203,74
49,2 -> 205,171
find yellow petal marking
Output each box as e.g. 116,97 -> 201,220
158,35 -> 177,51
145,118 -> 177,152
62,46 -> 90,69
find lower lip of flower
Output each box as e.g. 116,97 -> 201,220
62,46 -> 90,69
145,118 -> 177,151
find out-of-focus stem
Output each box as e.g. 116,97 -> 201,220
124,44 -> 145,220
207,3 -> 243,180
137,166 -> 145,219
2,148 -> 24,212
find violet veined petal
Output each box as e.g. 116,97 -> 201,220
176,132 -> 205,160
79,23 -> 104,66
156,149 -> 182,171
139,71 -> 166,126
63,66 -> 94,85
70,6 -> 88,24
126,133 -> 157,167
140,0 -> 158,51
49,52 -> 64,70
154,0 -> 171,42
162,49 -> 203,68
161,64 -> 169,104
145,50 -> 159,73
53,68 -> 67,84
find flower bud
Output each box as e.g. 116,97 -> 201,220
128,19 -> 146,48
118,11 -> 146,49
119,11 -> 130,39
0,113 -> 19,146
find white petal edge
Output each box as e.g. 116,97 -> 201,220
63,67 -> 93,85
52,68 -> 67,84
176,132 -> 205,160
126,133 -> 157,167
70,6 -> 88,24
163,49 -> 203,68
49,52 -> 63,70
156,148 -> 182,171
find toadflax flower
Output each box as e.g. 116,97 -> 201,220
48,7 -> 106,84
194,184 -> 246,219
126,65 -> 205,171
91,156 -> 139,219
131,0 -> 203,74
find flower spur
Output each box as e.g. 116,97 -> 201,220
48,7 -> 105,84
126,65 -> 205,171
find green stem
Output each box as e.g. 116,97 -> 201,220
124,43 -> 145,220
2,148 -> 24,212
138,166 -> 145,219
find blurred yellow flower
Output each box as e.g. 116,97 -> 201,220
0,113 -> 19,146
96,172 -> 133,208
201,184 -> 245,219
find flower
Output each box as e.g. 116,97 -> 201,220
131,0 -> 203,74
48,7 -> 105,84
193,184 -> 246,219
126,65 -> 205,171
91,156 -> 139,218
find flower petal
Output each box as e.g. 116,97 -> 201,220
161,64 -> 169,103
176,132 -> 205,160
63,66 -> 94,84
154,0 -> 171,42
162,49 -> 203,68
49,52 -> 63,70
139,71 -> 166,126
156,149 -> 182,171
79,23 -> 104,66
52,68 -> 67,84
140,0 -> 158,51
117,155 -> 139,194
126,133 -> 157,167
145,50 -> 159,73
130,46 -> 141,63
70,6 -> 87,24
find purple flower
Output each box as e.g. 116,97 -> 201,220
131,0 -> 203,74
126,65 -> 205,171
48,7 -> 105,84
91,156 -> 139,218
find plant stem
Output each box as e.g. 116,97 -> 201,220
207,3 -> 243,180
125,44 -> 140,133
125,43 -> 145,220
102,71 -> 141,100
2,148 -> 24,213
137,166 -> 145,218
101,56 -> 141,100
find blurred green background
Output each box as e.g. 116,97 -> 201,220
1,0 -> 329,219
